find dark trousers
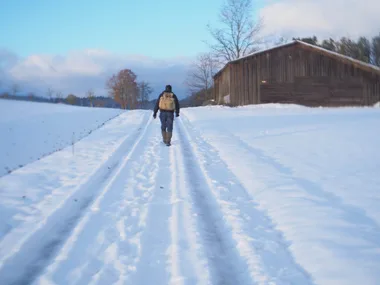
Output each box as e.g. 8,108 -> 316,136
159,111 -> 174,132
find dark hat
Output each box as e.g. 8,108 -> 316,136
165,85 -> 172,92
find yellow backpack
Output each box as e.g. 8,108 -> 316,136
159,92 -> 175,111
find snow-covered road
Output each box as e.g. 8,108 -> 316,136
1,104 -> 380,285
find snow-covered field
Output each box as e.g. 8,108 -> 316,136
0,101 -> 379,285
0,99 -> 123,176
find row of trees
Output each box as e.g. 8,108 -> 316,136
0,81 -> 115,107
0,69 -> 155,110
0,79 -> 65,102
106,68 -> 153,110
0,78 -> 90,106
0,81 -> 23,97
293,35 -> 380,66
0,89 -> 120,108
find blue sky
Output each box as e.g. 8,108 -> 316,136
0,0 -> 378,98
0,0 -> 244,58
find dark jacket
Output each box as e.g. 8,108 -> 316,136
153,90 -> 180,116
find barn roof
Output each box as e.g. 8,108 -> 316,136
213,40 -> 380,79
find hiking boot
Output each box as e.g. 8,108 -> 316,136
166,132 -> 172,146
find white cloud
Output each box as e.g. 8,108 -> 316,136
259,0 -> 380,40
1,49 -> 193,99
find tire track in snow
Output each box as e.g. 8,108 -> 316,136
177,115 -> 315,285
39,120 -> 213,285
166,135 -> 213,285
176,118 -> 255,285
220,130 -> 380,284
0,113 -> 152,285
231,131 -> 380,235
124,133 -> 173,285
35,119 -> 161,285
111,124 -> 212,285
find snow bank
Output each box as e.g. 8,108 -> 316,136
182,104 -> 380,285
0,111 -> 149,285
0,100 -> 123,176
1,99 -> 380,284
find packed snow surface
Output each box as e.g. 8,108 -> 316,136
0,102 -> 379,285
0,99 -> 123,176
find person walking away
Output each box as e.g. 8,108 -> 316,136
153,85 -> 180,146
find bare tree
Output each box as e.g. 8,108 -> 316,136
274,36 -> 289,46
11,83 -> 20,96
207,0 -> 263,64
47,87 -> 54,101
185,52 -> 217,101
137,81 -> 153,108
86,89 -> 95,107
56,91 -> 63,102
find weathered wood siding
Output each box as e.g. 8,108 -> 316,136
214,65 -> 231,104
259,44 -> 380,106
230,58 -> 260,105
214,42 -> 380,107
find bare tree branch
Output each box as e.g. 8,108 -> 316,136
11,83 -> 20,96
138,81 -> 153,108
56,91 -> 63,102
185,52 -> 218,100
86,89 -> 95,107
47,87 -> 54,101
206,0 -> 263,64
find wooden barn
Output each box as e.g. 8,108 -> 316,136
213,40 -> 380,107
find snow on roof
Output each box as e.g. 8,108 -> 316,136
214,40 -> 380,78
230,40 -> 298,63
213,41 -> 296,78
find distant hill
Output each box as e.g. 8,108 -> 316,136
0,92 -> 213,110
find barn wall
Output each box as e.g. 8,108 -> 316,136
258,45 -> 380,106
217,43 -> 380,107
214,65 -> 231,104
230,58 -> 261,105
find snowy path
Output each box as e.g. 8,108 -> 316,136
1,113 -> 219,285
176,117 -> 313,285
0,112 -> 151,284
1,106 -> 380,284
180,105 -> 380,285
